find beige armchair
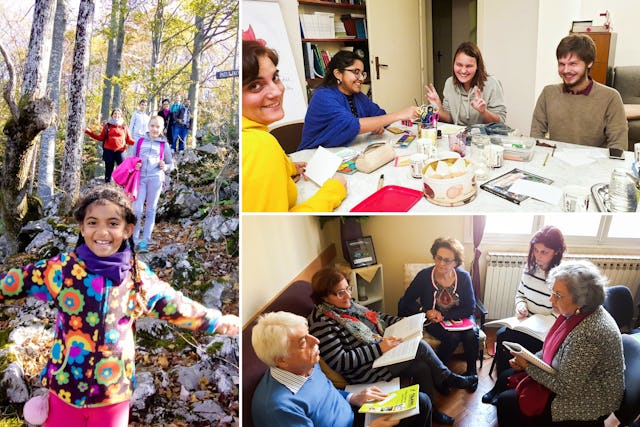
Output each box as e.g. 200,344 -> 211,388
402,263 -> 487,368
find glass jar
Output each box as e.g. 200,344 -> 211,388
470,135 -> 491,180
608,168 -> 638,212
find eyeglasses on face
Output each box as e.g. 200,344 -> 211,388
434,255 -> 455,264
343,68 -> 367,80
330,285 -> 353,298
550,290 -> 564,300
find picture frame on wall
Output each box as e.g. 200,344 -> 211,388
346,236 -> 377,269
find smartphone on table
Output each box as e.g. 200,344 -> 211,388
609,147 -> 625,160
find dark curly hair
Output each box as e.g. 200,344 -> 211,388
322,50 -> 364,87
527,225 -> 566,273
243,40 -> 279,87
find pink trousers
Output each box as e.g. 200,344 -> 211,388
43,392 -> 130,427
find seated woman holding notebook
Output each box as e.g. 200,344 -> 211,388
308,267 -> 478,426
496,260 -> 624,427
482,225 -> 566,405
299,51 -> 419,150
242,40 -> 346,212
398,237 -> 480,378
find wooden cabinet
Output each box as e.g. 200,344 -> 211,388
298,0 -> 370,96
571,32 -> 617,85
336,263 -> 384,312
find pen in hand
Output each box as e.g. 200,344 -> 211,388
377,174 -> 384,190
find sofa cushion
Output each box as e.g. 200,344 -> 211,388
613,66 -> 640,104
242,280 -> 315,427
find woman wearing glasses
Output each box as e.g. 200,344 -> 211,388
299,51 -> 419,150
398,237 -> 480,379
308,266 -> 478,425
496,261 -> 623,426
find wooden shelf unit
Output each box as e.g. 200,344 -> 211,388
570,31 -> 617,85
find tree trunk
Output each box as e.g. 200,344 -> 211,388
60,0 -> 95,215
149,0 -> 164,110
37,0 -> 69,204
188,14 -> 204,149
111,0 -> 127,108
0,0 -> 56,256
100,0 -> 119,121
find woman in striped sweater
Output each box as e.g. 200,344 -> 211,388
482,225 -> 566,405
308,267 -> 478,426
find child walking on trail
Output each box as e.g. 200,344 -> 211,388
132,115 -> 172,253
85,108 -> 136,183
0,185 -> 240,427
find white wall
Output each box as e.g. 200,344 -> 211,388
241,215 -> 326,322
580,0 -> 640,66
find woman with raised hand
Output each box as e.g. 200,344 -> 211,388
300,50 -> 419,150
425,41 -> 506,125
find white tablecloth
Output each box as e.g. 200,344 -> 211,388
289,123 -> 634,212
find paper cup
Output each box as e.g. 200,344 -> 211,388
562,185 -> 590,212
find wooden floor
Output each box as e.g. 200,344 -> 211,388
434,329 -> 621,427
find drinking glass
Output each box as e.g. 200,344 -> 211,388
608,168 -> 638,212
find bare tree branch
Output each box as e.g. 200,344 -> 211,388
0,41 -> 20,120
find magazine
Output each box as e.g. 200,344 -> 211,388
484,314 -> 556,341
480,168 -> 553,205
502,341 -> 556,374
358,384 -> 420,414
441,318 -> 475,331
372,313 -> 425,368
345,378 -> 419,422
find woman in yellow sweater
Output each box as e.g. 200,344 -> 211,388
242,40 -> 347,212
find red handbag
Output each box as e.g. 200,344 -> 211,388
515,374 -> 552,417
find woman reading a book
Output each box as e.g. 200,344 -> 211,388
299,50 -> 419,150
482,225 -> 566,405
496,260 -> 624,427
424,41 -> 507,126
308,267 -> 478,426
242,39 -> 347,212
398,237 -> 480,379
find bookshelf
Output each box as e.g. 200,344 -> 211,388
298,0 -> 370,97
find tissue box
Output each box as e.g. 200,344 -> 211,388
494,136 -> 536,162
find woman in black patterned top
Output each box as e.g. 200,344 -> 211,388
308,267 -> 478,426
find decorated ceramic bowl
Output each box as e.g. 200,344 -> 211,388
422,158 -> 477,206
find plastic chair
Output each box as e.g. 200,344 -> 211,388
269,121 -> 304,154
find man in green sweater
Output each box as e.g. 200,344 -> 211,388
530,34 -> 628,151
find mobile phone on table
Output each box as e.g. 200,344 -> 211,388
609,147 -> 625,160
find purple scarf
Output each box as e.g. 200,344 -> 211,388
75,244 -> 132,284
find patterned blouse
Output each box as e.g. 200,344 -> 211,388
0,251 -> 221,408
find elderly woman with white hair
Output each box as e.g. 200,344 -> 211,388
496,260 -> 624,427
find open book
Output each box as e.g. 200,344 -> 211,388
502,341 -> 556,374
372,313 -> 425,368
345,379 -> 419,422
484,314 -> 556,341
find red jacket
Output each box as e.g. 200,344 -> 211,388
85,122 -> 135,152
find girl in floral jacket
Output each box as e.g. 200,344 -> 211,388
0,185 -> 239,427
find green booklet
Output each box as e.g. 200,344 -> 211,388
358,384 -> 420,414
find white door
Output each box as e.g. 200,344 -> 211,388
366,0 -> 424,113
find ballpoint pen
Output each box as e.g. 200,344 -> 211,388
551,145 -> 556,157
543,153 -> 550,166
377,174 -> 384,190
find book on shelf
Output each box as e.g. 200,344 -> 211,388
502,341 -> 556,374
372,313 -> 425,368
302,42 -> 316,80
484,313 -> 556,341
320,49 -> 331,68
311,44 -> 325,77
355,18 -> 367,38
345,378 -> 419,422
441,318 -> 475,331
358,384 -> 420,415
480,168 -> 553,205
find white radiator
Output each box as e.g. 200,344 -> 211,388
484,252 -> 640,319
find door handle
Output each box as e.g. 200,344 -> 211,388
375,56 -> 388,80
